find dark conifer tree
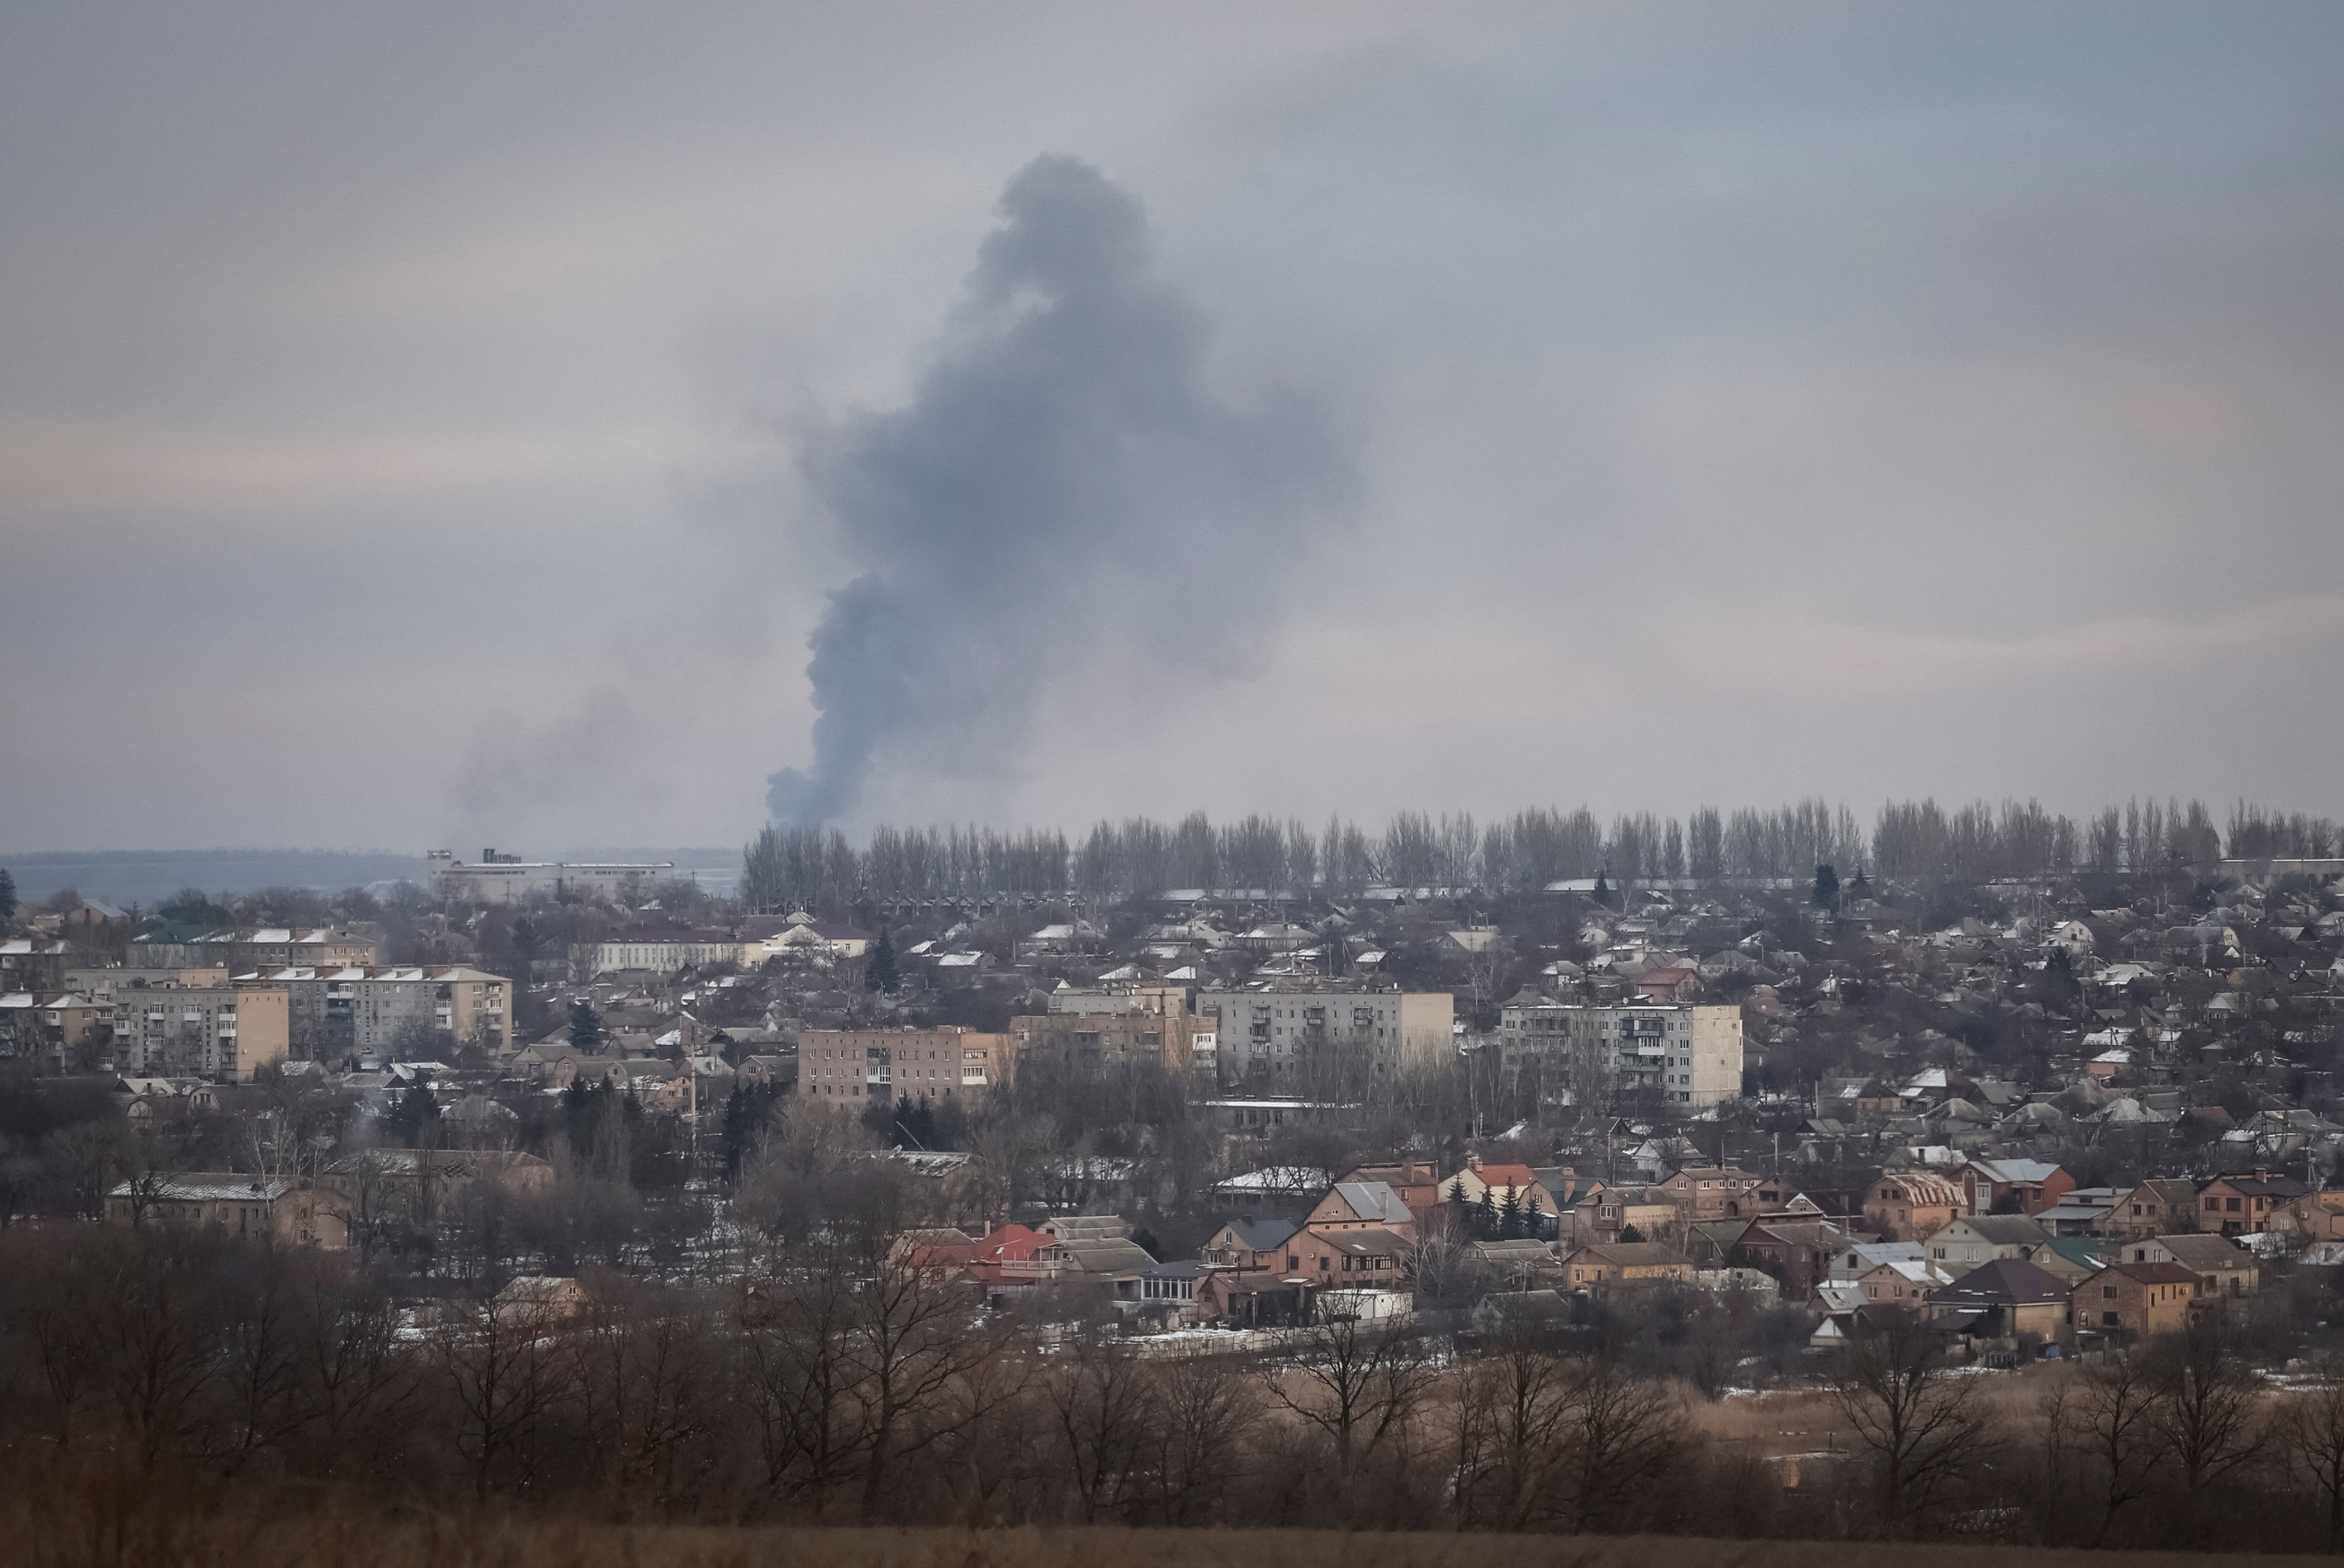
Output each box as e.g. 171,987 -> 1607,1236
866,928 -> 899,994
569,999 -> 605,1055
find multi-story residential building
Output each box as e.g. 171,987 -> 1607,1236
797,1026 -> 1010,1105
1010,1011 -> 1214,1074
0,938 -> 76,991
1047,985 -> 1197,1017
0,990 -> 113,1070
102,971 -> 290,1080
1496,999 -> 1744,1107
238,966 -> 511,1059
129,927 -> 380,970
429,850 -> 675,905
1196,988 -> 1452,1081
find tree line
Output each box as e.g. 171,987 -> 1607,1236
740,797 -> 2334,912
9,1222 -> 2344,1550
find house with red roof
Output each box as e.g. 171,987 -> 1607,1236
1436,1157 -> 1556,1223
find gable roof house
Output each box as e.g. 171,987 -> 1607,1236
1926,1257 -> 2072,1340
1307,1180 -> 1417,1239
1925,1214 -> 2054,1275
1561,1241 -> 1696,1290
1848,1257 -> 1956,1310
1201,1218 -> 1300,1272
1658,1164 -> 1783,1222
2119,1233 -> 2260,1302
1958,1158 -> 2073,1217
1864,1172 -> 1966,1242
2198,1172 -> 2309,1236
2078,1261 -> 2198,1339
2103,1179 -> 2198,1239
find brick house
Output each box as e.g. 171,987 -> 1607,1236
2105,1180 -> 2198,1239
2078,1261 -> 2197,1338
1200,1217 -> 1301,1273
1658,1164 -> 1785,1222
2197,1172 -> 2309,1237
1958,1158 -> 2073,1217
1737,1220 -> 1861,1298
1561,1240 -> 1695,1289
1305,1180 -> 1418,1239
2117,1234 -> 2259,1302
1925,1257 -> 2071,1339
1864,1172 -> 1966,1242
1924,1214 -> 2053,1274
1290,1224 -> 1412,1285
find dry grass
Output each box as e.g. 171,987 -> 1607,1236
4,1516 -> 2329,1568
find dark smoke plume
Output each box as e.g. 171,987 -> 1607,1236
766,154 -> 1346,827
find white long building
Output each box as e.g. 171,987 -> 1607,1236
1196,988 -> 1453,1080
429,851 -> 675,905
1496,999 -> 1743,1108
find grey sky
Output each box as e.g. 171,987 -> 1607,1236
3,3 -> 2340,852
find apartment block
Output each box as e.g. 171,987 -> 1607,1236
129,926 -> 380,970
1011,1010 -> 1214,1074
102,971 -> 290,1080
797,1025 -> 1011,1105
1497,999 -> 1744,1107
239,965 -> 512,1059
1197,988 -> 1453,1080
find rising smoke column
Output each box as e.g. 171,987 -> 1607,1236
766,154 -> 1345,827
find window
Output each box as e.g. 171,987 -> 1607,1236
2103,1286 -> 2117,1298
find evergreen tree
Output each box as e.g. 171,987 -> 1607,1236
1522,1191 -> 1546,1239
866,928 -> 899,994
1447,1177 -> 1472,1237
0,867 -> 15,926
721,1081 -> 780,1180
1618,1222 -> 1645,1243
569,999 -> 606,1055
1591,868 -> 1611,907
888,1094 -> 939,1149
1813,863 -> 1840,908
1475,1185 -> 1500,1241
562,1078 -> 611,1152
385,1081 -> 439,1147
1498,1183 -> 1523,1239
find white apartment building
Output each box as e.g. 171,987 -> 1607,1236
1196,988 -> 1452,1080
428,851 -> 675,905
1496,1000 -> 1743,1108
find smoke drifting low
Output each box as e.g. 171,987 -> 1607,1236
765,154 -> 1346,828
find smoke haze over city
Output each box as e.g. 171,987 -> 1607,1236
3,4 -> 2342,850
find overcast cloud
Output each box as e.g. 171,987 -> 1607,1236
2,2 -> 2340,852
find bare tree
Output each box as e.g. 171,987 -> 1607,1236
1829,1312 -> 1998,1536
2146,1317 -> 2266,1492
1044,1329 -> 1158,1522
1446,1320 -> 1573,1528
290,1265 -> 418,1478
2277,1353 -> 2344,1552
94,1230 -> 221,1475
1256,1313 -> 1431,1484
1149,1353 -> 1259,1525
740,1246 -> 862,1514
2066,1347 -> 2170,1546
435,1290 -> 571,1502
569,1274 -> 722,1514
1553,1350 -> 1684,1534
844,1246 -> 1013,1522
